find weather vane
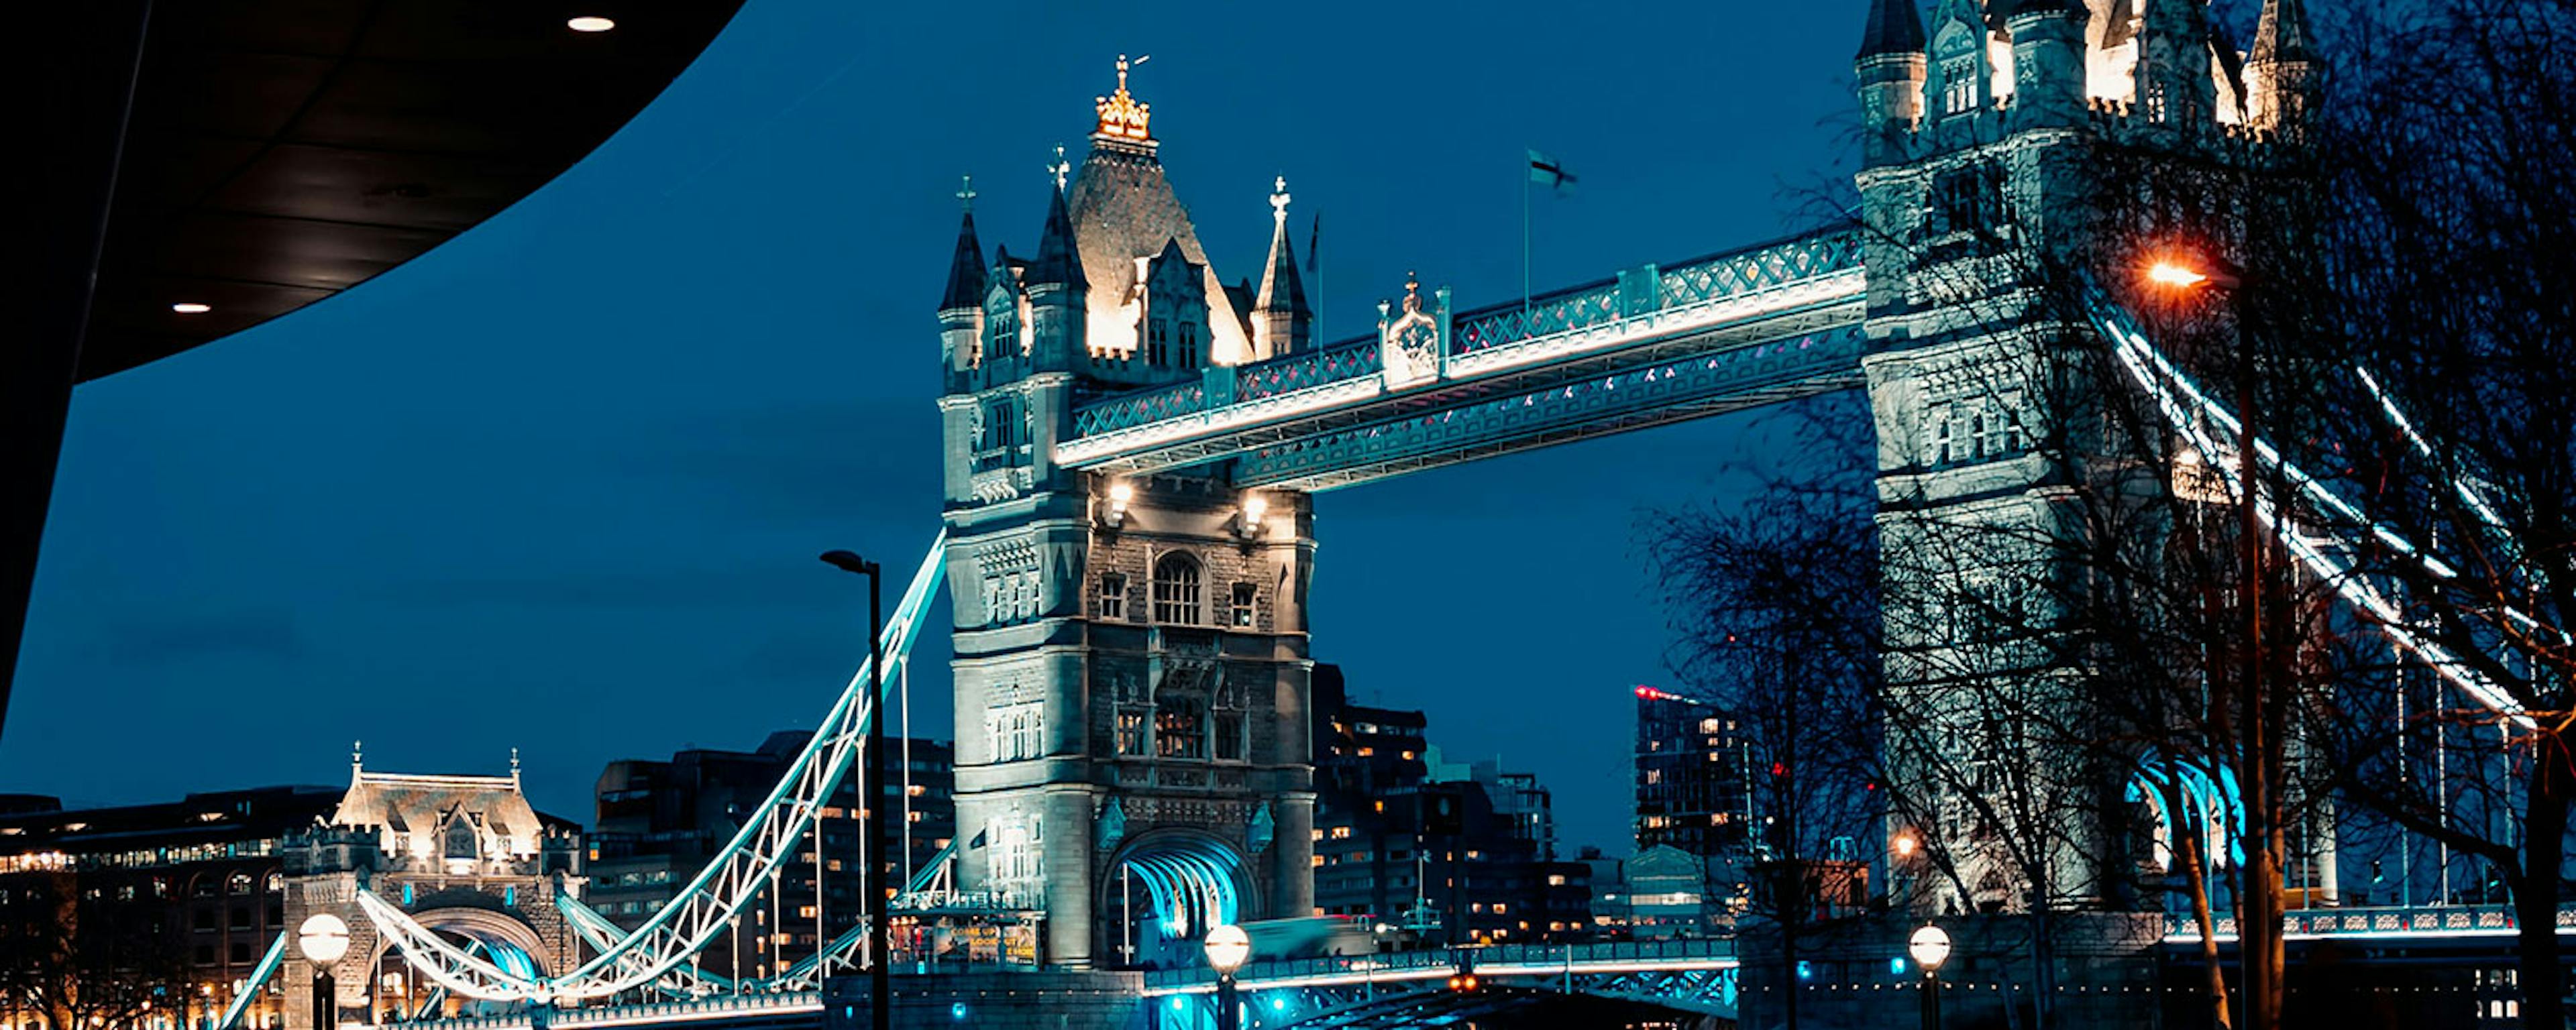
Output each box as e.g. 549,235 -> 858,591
1271,176 -> 1291,226
1047,146 -> 1071,190
957,174 -> 976,212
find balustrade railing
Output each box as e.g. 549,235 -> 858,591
1139,937 -> 1738,993
1069,231 -> 1861,441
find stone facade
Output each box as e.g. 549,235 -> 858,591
936,62 -> 1317,970
1855,0 -> 2322,915
279,764 -> 582,1028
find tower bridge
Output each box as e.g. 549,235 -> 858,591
229,0 -> 2575,1026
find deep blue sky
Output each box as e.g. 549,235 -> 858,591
12,0 -> 1866,855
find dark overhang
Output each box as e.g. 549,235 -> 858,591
81,0 -> 747,381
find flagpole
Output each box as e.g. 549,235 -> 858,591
1521,160 -> 1532,315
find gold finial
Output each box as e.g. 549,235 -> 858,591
957,174 -> 976,212
1270,176 -> 1291,227
1093,54 -> 1155,146
1403,272 -> 1421,312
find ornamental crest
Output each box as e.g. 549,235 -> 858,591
1379,274 -> 1445,390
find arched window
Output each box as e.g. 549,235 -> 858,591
444,817 -> 480,862
1152,553 -> 1202,624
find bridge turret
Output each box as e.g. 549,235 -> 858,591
2248,0 -> 2320,135
938,186 -> 988,394
1856,0 -> 1927,165
2007,0 -> 2090,129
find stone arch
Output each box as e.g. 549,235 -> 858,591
1101,827 -> 1252,967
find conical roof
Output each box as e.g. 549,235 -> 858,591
939,210 -> 986,312
1859,0 -> 1927,58
1028,183 -> 1087,291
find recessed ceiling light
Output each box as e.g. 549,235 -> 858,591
567,16 -> 615,32
172,302 -> 212,314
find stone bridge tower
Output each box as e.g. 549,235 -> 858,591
280,751 -> 584,1028
1854,0 -> 2322,915
934,58 -> 1318,968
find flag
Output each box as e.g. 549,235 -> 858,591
1527,149 -> 1577,192
1305,211 -> 1320,274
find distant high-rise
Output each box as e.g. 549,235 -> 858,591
1631,686 -> 1753,859
1309,665 -> 1591,946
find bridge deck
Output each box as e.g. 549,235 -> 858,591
1060,231 -> 1866,492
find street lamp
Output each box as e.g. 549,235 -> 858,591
1908,924 -> 1951,1030
818,549 -> 889,1030
297,915 -> 350,1030
1203,924 -> 1252,1030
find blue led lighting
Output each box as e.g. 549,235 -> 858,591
1890,957 -> 1907,976
949,1002 -> 967,1021
1796,960 -> 1813,980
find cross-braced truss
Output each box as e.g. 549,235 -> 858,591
353,534 -> 949,1002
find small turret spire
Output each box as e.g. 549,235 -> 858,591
1858,0 -> 1927,59
351,740 -> 364,780
1254,176 -> 1311,357
510,747 -> 521,785
1028,164 -> 1086,290
957,174 -> 976,213
939,183 -> 987,312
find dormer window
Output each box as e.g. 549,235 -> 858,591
1179,323 -> 1198,369
1148,320 -> 1169,366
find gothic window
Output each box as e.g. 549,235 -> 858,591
1214,681 -> 1248,762
1156,695 -> 1208,760
1942,58 -> 1977,115
989,814 -> 1043,886
1929,164 -> 2006,237
445,819 -> 478,860
985,703 -> 1044,763
1099,573 -> 1128,620
976,396 -> 1028,471
1179,323 -> 1199,369
1152,553 -> 1203,624
1230,582 -> 1257,628
2144,76 -> 2171,123
1117,709 -> 1150,756
227,872 -> 252,895
1929,405 -> 1954,465
1148,319 -> 1169,366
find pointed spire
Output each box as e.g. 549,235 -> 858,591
1859,0 -> 1927,59
1254,176 -> 1311,356
1028,165 -> 1086,291
2253,0 -> 2314,64
939,176 -> 987,312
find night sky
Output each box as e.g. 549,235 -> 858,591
11,0 -> 1866,856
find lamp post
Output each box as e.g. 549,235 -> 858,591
1203,924 -> 1252,1030
1908,924 -> 1951,1030
297,914 -> 350,1030
819,550 -> 889,1030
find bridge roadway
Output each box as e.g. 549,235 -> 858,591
1057,230 -> 1866,492
387,905 -> 2576,1030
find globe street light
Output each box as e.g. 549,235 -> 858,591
1203,924 -> 1252,1030
1908,924 -> 1951,1030
818,549 -> 889,1030
297,914 -> 350,1030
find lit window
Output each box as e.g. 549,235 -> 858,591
1230,582 -> 1257,628
1330,827 -> 1352,840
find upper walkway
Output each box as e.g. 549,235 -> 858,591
1059,231 -> 1867,492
